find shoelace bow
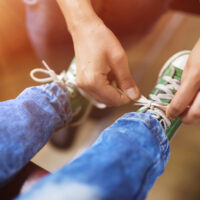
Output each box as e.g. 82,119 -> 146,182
30,61 -> 73,87
30,61 -> 180,129
135,75 -> 180,130
30,61 -> 106,126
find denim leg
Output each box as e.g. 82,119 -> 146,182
0,83 -> 71,186
16,112 -> 169,200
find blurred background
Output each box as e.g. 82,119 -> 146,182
0,0 -> 200,199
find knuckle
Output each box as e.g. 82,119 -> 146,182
76,79 -> 89,90
112,51 -> 126,64
77,75 -> 97,90
85,75 -> 98,90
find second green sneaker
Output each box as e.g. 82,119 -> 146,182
30,59 -> 106,126
136,51 -> 190,140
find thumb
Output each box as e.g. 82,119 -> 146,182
110,54 -> 140,100
166,72 -> 199,119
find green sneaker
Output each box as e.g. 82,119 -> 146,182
30,59 -> 106,126
136,51 -> 190,140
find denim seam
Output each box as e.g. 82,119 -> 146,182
142,116 -> 168,163
40,84 -> 67,123
124,114 -> 168,162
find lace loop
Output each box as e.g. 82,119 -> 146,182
30,61 -> 106,126
135,75 -> 180,130
135,96 -> 171,130
135,96 -> 168,111
30,61 -> 63,83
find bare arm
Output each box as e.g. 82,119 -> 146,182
56,0 -> 100,32
167,38 -> 200,124
56,0 -> 140,106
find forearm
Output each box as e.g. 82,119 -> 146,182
56,0 -> 102,34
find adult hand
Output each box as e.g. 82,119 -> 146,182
56,0 -> 140,106
166,38 -> 200,124
72,20 -> 140,106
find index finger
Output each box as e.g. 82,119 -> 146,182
88,77 -> 131,107
166,73 -> 199,119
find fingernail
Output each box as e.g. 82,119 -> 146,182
166,112 -> 174,120
126,88 -> 139,100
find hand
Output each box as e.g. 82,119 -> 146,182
72,20 -> 140,106
166,38 -> 200,124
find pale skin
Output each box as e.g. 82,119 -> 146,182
56,0 -> 140,107
56,0 -> 200,123
166,38 -> 200,124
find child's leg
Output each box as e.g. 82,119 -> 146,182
0,83 -> 71,186
16,112 -> 169,200
16,51 -> 189,200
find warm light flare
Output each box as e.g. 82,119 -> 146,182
0,0 -> 28,57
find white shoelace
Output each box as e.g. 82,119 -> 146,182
30,61 -> 106,126
135,75 -> 180,130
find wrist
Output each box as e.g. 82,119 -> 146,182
69,14 -> 102,35
70,17 -> 104,41
56,0 -> 101,33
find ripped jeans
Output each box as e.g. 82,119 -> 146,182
0,83 -> 169,200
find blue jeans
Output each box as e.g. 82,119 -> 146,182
0,83 -> 71,186
0,83 -> 169,199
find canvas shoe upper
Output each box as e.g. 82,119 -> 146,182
136,51 -> 191,140
30,59 -> 106,126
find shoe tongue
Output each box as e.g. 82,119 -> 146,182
151,65 -> 183,104
173,54 -> 189,70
